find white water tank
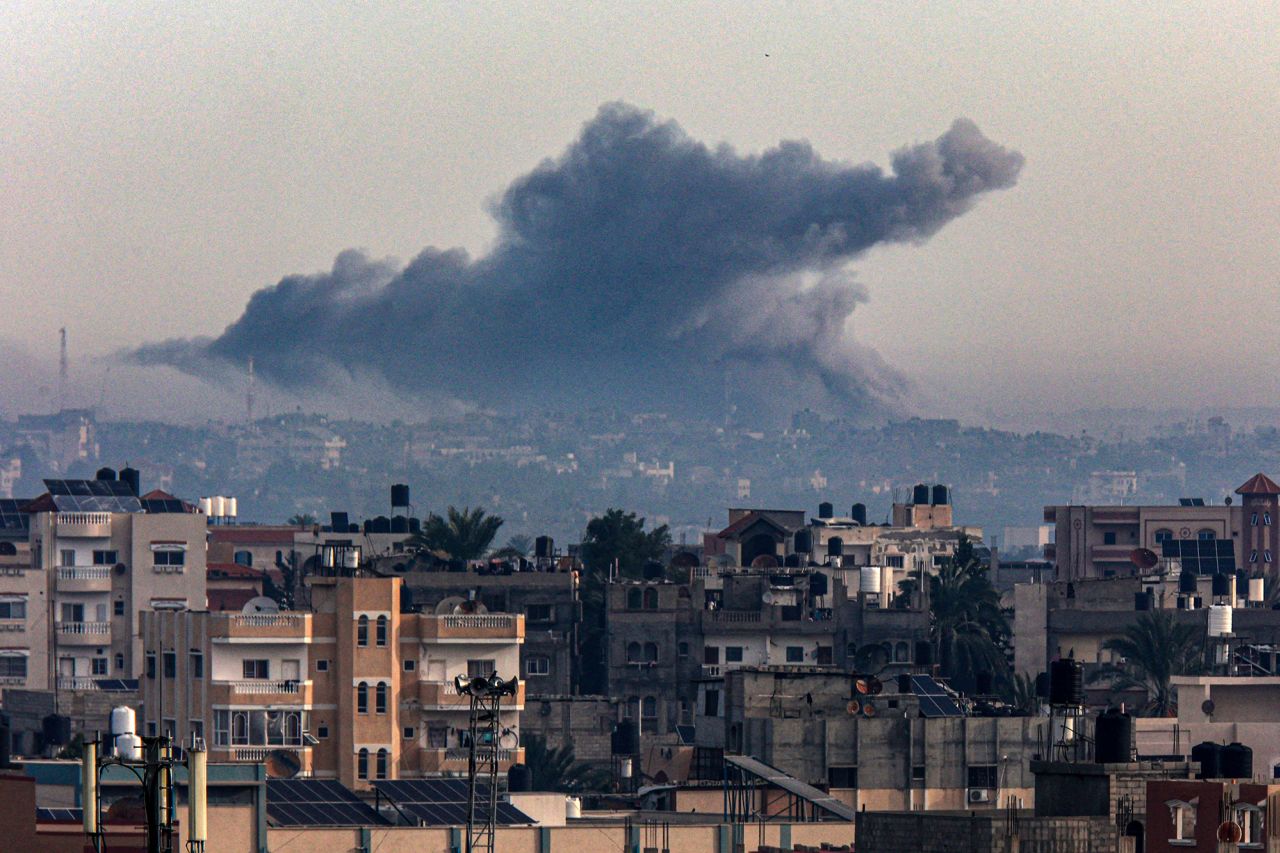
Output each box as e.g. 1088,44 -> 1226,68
881,566 -> 895,605
198,497 -> 212,516
1208,604 -> 1233,637
211,496 -> 226,518
860,566 -> 881,594
118,733 -> 141,761
1250,578 -> 1265,603
565,797 -> 581,819
110,705 -> 135,744
226,497 -> 238,518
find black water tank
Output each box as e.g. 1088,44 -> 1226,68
613,720 -> 640,755
1134,591 -> 1152,611
535,536 -> 554,559
976,671 -> 993,695
643,561 -> 664,580
507,763 -> 532,792
897,673 -> 912,694
809,572 -> 828,596
391,484 -> 410,508
1049,659 -> 1084,706
827,538 -> 843,558
783,554 -> 801,568
915,641 -> 933,666
851,504 -> 867,525
1094,710 -> 1133,763
373,516 -> 391,534
42,714 -> 70,746
330,512 -> 349,532
390,515 -> 409,534
912,484 -> 930,505
1212,573 -> 1231,597
349,523 -> 360,534
818,502 -> 834,519
1222,742 -> 1253,779
931,485 -> 950,506
793,529 -> 812,554
1179,571 -> 1198,594
95,467 -> 116,481
408,518 -> 420,534
1034,672 -> 1049,698
119,466 -> 140,496
1192,741 -> 1222,779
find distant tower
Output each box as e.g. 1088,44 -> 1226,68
58,327 -> 68,412
246,357 -> 255,424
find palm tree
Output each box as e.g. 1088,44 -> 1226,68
408,506 -> 504,561
491,534 -> 533,560
287,513 -> 317,526
521,734 -> 611,793
1089,609 -> 1204,716
929,538 -> 1010,694
1004,671 -> 1041,715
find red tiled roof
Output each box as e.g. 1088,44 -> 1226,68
142,489 -> 178,500
208,527 -> 296,545
20,494 -> 56,513
207,562 -> 265,580
208,589 -> 259,611
1236,473 -> 1280,495
716,511 -> 788,540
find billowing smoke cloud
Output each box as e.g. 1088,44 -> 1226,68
133,103 -> 1022,420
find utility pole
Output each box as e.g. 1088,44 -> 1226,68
83,733 -> 207,853
455,672 -> 519,853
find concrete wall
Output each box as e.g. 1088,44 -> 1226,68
857,810 -> 1116,853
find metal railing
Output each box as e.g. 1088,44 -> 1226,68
702,610 -> 762,623
225,679 -> 305,694
57,566 -> 111,581
56,512 -> 113,526
443,747 -> 518,763
230,613 -> 307,628
441,614 -> 517,630
57,677 -> 100,690
230,746 -> 306,761
57,621 -> 111,635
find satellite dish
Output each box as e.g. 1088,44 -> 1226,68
1130,548 -> 1159,570
762,591 -> 775,605
862,702 -> 877,718
434,596 -> 468,615
852,645 -> 890,676
846,700 -> 861,716
266,749 -> 301,778
242,596 -> 280,614
1202,699 -> 1216,716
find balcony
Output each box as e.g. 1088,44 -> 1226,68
211,679 -> 315,705
57,621 -> 111,644
0,676 -> 26,686
57,677 -> 101,691
56,565 -> 113,592
420,747 -> 524,774
700,664 -> 722,678
224,746 -> 312,768
219,613 -> 312,642
416,680 -> 524,711
417,614 -> 524,643
55,512 -> 113,537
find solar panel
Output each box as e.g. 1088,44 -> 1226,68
141,499 -> 187,514
911,675 -> 963,717
1165,539 -> 1235,575
266,779 -> 388,827
0,500 -> 29,533
36,807 -> 82,823
371,779 -> 534,826
43,480 -> 143,514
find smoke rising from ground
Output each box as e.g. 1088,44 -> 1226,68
132,103 -> 1022,420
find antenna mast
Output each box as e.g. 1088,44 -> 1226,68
58,327 -> 68,412
246,356 -> 255,424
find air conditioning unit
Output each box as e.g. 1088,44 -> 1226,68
968,788 -> 991,804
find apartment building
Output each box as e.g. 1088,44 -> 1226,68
0,500 -> 40,691
1044,472 -> 1280,581
140,571 -> 525,789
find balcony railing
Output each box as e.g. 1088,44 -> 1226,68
231,613 -> 307,628
57,621 -> 111,635
55,513 -> 113,536
441,615 -> 516,630
226,679 -> 306,695
702,610 -> 762,623
701,664 -> 722,677
57,566 -> 111,581
57,677 -> 100,690
444,747 -> 519,762
0,676 -> 26,685
229,746 -> 308,762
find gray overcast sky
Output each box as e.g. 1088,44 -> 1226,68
3,3 -> 1278,421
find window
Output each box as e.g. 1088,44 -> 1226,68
1236,805 -> 1263,846
114,653 -> 124,671
357,749 -> 369,780
154,550 -> 185,566
357,682 -> 368,713
60,549 -> 75,567
894,641 -> 911,663
912,766 -> 925,781
1251,513 -> 1259,527
644,642 -> 658,663
403,659 -> 416,672
0,656 -> 27,678
678,642 -> 689,658
526,604 -> 553,622
627,589 -> 642,610
357,615 -> 369,646
316,659 -> 329,672
376,682 -> 388,714
828,767 -> 857,788
886,555 -> 905,568
1155,529 -> 1174,544
642,696 -> 657,719
0,599 -> 25,620
704,646 -> 719,665
679,699 -> 691,726
725,646 -> 743,663
233,550 -> 253,567
703,689 -> 720,717
1166,798 -> 1197,843
92,657 -> 108,676
242,659 -> 269,680
968,765 -> 997,789
376,615 -> 388,647
113,599 -> 124,616
1198,529 -> 1216,541
317,725 -> 329,739
162,718 -> 176,738
214,710 -> 230,746
427,724 -> 448,748
190,651 -> 204,679
1266,513 -> 1273,526
622,697 -> 636,719
815,646 -> 833,666
1267,551 -> 1274,564
190,720 -> 204,742
1250,550 -> 1259,564
403,726 -> 415,740
163,651 -> 176,678
145,653 -> 156,679
526,657 -> 549,676
1103,532 -> 1117,545
643,588 -> 658,610
785,646 -> 804,663
626,642 -> 642,663
467,659 -> 495,678
92,550 -> 118,565
147,721 -> 157,737
376,748 -> 388,779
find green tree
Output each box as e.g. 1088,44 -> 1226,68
409,506 -> 504,561
1089,610 -> 1204,716
929,537 -> 1010,694
1003,671 -> 1041,715
492,534 -> 533,560
287,513 -> 317,526
521,733 -> 611,793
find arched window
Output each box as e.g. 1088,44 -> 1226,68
357,748 -> 369,780
357,681 -> 368,713
376,682 -> 388,714
643,588 -> 658,610
644,642 -> 658,663
114,653 -> 124,671
1154,529 -> 1174,545
285,712 -> 301,743
641,696 -> 657,719
678,642 -> 689,658
627,589 -> 642,610
233,550 -> 253,567
357,615 -> 369,646
623,697 -> 638,718
626,641 -> 642,662
376,615 -> 388,646
1197,529 -> 1216,541
894,641 -> 910,663
232,712 -> 249,745
376,748 -> 389,780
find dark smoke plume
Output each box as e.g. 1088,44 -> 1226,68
133,103 -> 1023,420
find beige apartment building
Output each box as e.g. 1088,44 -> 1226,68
141,572 -> 525,789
